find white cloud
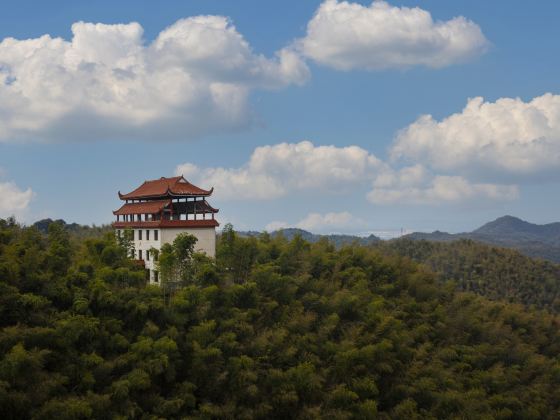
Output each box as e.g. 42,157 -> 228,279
176,140 -> 384,200
368,165 -> 519,205
0,180 -> 33,218
0,17 -> 309,142
264,221 -> 290,232
372,164 -> 429,189
297,211 -> 354,231
391,93 -> 560,178
177,140 -> 522,206
266,211 -> 357,232
295,0 -> 488,71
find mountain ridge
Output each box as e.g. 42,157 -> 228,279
405,215 -> 560,262
238,227 -> 381,248
239,216 -> 560,262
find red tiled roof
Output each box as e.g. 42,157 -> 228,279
113,199 -> 171,215
119,176 -> 213,200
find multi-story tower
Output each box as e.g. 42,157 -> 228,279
113,176 -> 219,284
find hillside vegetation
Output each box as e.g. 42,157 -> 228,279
1,219 -> 560,418
378,238 -> 560,312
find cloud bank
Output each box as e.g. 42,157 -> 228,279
176,141 -> 383,200
0,17 -> 309,142
265,211 -> 356,233
0,180 -> 33,218
176,141 -> 514,206
296,0 -> 488,70
392,93 -> 560,179
368,165 -> 518,205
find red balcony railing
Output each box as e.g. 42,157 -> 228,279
113,219 -> 219,229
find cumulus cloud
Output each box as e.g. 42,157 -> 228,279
368,165 -> 519,205
391,93 -> 560,179
0,180 -> 33,218
263,220 -> 290,232
295,0 -> 488,70
177,140 -> 521,205
176,141 -> 384,200
0,17 -> 309,142
266,211 -> 357,232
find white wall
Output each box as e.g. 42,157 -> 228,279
123,227 -> 216,285
160,227 -> 216,258
132,228 -> 161,271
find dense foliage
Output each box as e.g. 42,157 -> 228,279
378,238 -> 560,312
1,219 -> 560,418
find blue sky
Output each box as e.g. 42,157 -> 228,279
1,0 -> 560,234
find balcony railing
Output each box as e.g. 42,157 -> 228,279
113,219 -> 219,229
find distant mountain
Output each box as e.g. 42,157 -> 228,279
404,216 -> 560,263
473,215 -> 560,244
33,218 -> 83,234
279,228 -> 381,247
32,218 -> 111,238
271,228 -> 319,242
405,230 -> 456,242
238,227 -> 381,248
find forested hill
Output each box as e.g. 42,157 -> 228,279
240,227 -> 381,248
2,219 -> 560,418
405,215 -> 560,263
474,215 -> 560,240
32,218 -> 111,239
377,238 -> 560,312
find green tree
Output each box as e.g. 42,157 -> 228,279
117,228 -> 135,259
46,221 -> 73,277
157,233 -> 198,302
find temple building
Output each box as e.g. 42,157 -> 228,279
113,176 -> 219,284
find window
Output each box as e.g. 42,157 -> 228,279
138,249 -> 143,260
154,230 -> 159,241
138,229 -> 143,240
146,250 -> 150,261
146,230 -> 150,241
116,230 -> 121,238
154,271 -> 159,283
